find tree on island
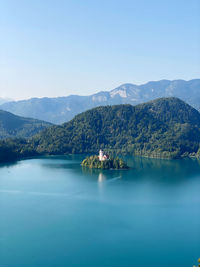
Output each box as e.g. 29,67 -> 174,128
81,151 -> 129,169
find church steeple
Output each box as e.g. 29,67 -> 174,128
99,149 -> 104,161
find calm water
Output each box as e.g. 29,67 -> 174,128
0,155 -> 200,267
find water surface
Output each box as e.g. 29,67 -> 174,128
0,155 -> 200,267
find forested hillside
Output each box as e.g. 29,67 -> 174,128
30,97 -> 200,159
0,110 -> 52,139
0,138 -> 38,162
1,97 -> 200,162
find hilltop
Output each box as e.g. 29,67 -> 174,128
1,97 -> 200,162
29,97 -> 200,159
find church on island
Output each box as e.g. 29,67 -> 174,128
98,149 -> 109,161
81,150 -> 128,169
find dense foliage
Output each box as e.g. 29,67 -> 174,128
1,97 -> 200,163
0,110 -> 52,139
30,97 -> 200,159
81,155 -> 129,169
0,138 -> 38,162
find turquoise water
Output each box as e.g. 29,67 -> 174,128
0,155 -> 200,267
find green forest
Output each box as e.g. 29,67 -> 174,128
81,155 -> 129,169
0,138 -> 38,162
0,110 -> 51,139
1,97 -> 200,163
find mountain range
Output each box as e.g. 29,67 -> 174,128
2,97 -> 200,162
0,98 -> 12,105
0,79 -> 200,124
0,110 -> 52,139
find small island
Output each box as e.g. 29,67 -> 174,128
81,150 -> 129,169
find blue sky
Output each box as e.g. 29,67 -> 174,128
0,0 -> 199,99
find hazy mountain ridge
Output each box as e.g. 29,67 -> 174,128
0,97 -> 12,105
0,79 -> 199,124
0,110 -> 52,139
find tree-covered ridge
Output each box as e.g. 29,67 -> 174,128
0,138 -> 38,163
30,97 -> 200,159
1,97 -> 200,163
81,155 -> 129,169
0,110 -> 52,139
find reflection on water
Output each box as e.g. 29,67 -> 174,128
97,172 -> 122,194
37,155 -> 200,187
98,172 -> 106,183
98,172 -> 106,192
0,160 -> 18,168
0,155 -> 200,267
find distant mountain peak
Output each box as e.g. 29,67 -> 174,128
0,97 -> 13,105
110,88 -> 128,98
110,83 -> 140,98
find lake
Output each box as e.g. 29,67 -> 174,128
0,155 -> 200,267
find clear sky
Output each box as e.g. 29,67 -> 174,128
0,0 -> 200,100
